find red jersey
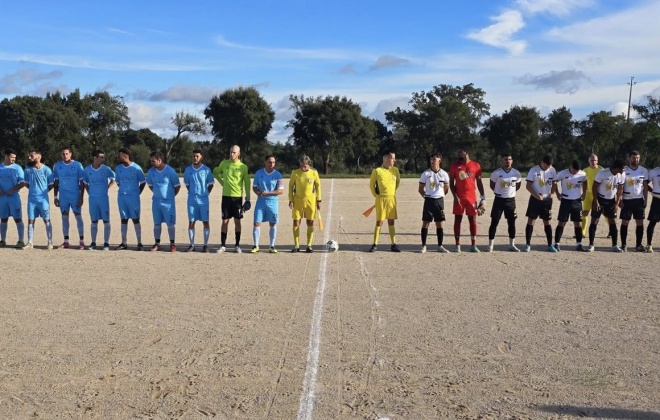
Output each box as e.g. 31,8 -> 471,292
449,160 -> 482,200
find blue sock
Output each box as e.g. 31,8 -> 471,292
121,223 -> 128,243
16,221 -> 24,242
0,222 -> 7,241
134,223 -> 142,243
167,225 -> 176,243
62,216 -> 70,239
154,225 -> 162,242
45,221 -> 52,242
75,214 -> 84,240
104,222 -> 111,244
91,223 -> 98,243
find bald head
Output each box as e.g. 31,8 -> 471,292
588,154 -> 599,168
230,145 -> 240,162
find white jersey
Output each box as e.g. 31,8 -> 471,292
555,169 -> 586,200
649,167 -> 660,198
490,167 -> 521,198
419,168 -> 450,198
526,165 -> 556,197
594,168 -> 624,200
622,165 -> 648,200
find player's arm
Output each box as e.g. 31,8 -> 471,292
552,180 -> 560,200
526,180 -> 541,200
643,173 -> 649,206
274,178 -> 284,196
394,167 -> 400,191
369,170 -> 378,198
581,178 -> 587,200
171,170 -> 181,196
489,172 -> 496,192
242,166 -> 251,201
288,171 -> 296,208
314,171 -> 322,209
418,181 -> 425,198
592,180 -> 601,211
53,178 -> 60,206
213,162 -> 224,186
515,172 -> 522,191
443,174 -> 450,195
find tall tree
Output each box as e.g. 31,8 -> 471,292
287,95 -> 373,174
541,106 -> 580,169
577,111 -> 631,164
481,105 -> 542,170
204,87 -> 274,169
632,95 -> 660,127
166,111 -> 207,162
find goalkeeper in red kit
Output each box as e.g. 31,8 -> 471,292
449,147 -> 486,253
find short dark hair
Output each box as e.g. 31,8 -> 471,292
571,160 -> 581,171
542,155 -> 553,165
150,151 -> 165,161
61,146 -> 72,153
501,153 -> 512,158
629,150 -> 640,157
430,152 -> 442,160
118,147 -> 133,161
612,158 -> 626,169
192,148 -> 203,155
264,154 -> 275,161
92,149 -> 104,158
382,150 -> 395,157
4,148 -> 17,156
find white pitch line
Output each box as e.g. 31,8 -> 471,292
297,179 -> 334,420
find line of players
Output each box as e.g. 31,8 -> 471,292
409,148 -> 660,253
0,145 -> 324,253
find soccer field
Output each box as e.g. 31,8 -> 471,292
1,179 -> 659,419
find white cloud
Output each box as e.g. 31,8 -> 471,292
515,0 -> 594,16
369,55 -> 411,71
0,68 -> 63,94
466,10 -> 526,55
515,69 -> 591,94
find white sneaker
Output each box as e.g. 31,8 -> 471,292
420,245 -> 427,254
235,246 -> 242,254
438,245 -> 449,253
508,244 -> 520,252
488,244 -> 494,253
612,245 -> 623,253
22,242 -> 34,250
216,246 -> 226,253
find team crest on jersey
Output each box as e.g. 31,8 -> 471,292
307,178 -> 313,184
566,181 -> 575,189
606,182 -> 613,191
458,170 -> 467,180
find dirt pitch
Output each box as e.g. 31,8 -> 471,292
1,178 -> 659,419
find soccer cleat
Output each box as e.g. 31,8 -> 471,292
251,246 -> 259,253
103,243 -> 110,251
438,245 -> 449,253
186,245 -> 195,252
21,242 -> 33,250
546,245 -> 557,253
216,245 -> 226,253
576,245 -> 585,252
584,245 -> 595,252
621,245 -> 628,252
115,243 -> 128,250
47,243 -> 53,251
291,247 -> 300,253
15,241 -> 26,249
391,244 -> 401,252
0,240 -> 6,247
369,245 -> 377,252
554,244 -> 561,252
470,245 -> 480,253
420,245 -> 427,254
488,245 -> 494,253
88,242 -> 97,250
305,246 -> 314,253
646,245 -> 654,253
202,245 -> 208,253
235,245 -> 242,254
59,242 -> 70,249
150,244 -> 160,252
524,245 -> 531,252
170,244 -> 176,253
635,245 -> 646,252
455,245 -> 461,253
137,243 -> 144,251
612,245 -> 623,253
508,244 -> 520,252
79,241 -> 85,250
269,246 -> 278,254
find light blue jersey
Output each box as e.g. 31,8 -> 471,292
84,164 -> 115,197
0,163 -> 24,192
184,164 -> 214,203
0,163 -> 25,219
24,165 -> 53,220
115,162 -> 146,220
147,165 -> 180,201
253,168 -> 283,224
53,160 -> 84,194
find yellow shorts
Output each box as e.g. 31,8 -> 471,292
375,196 -> 397,221
291,197 -> 317,220
582,192 -> 594,211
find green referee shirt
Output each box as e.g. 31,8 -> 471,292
213,159 -> 250,199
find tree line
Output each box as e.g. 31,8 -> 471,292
1,85 -> 659,174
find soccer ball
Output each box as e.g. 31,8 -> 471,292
326,240 -> 339,252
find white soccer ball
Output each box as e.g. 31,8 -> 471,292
326,240 -> 339,252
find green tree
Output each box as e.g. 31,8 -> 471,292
632,95 -> 660,127
204,87 -> 274,169
541,106 -> 580,169
577,111 -> 631,165
287,95 -> 374,174
166,111 -> 207,163
481,105 -> 542,170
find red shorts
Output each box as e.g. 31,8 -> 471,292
453,196 -> 478,216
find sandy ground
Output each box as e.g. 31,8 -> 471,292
1,178 -> 659,419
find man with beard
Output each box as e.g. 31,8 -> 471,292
418,152 -> 450,253
0,148 -> 27,248
487,153 -> 522,252
114,147 -> 146,250
524,155 -> 557,252
183,149 -> 214,253
449,147 -> 485,253
585,159 -> 626,252
53,147 -> 85,249
619,150 -> 649,252
83,150 -> 115,250
22,150 -> 54,249
553,160 -> 587,251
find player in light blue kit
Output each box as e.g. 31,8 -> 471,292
83,150 -> 115,251
53,147 -> 85,249
183,149 -> 214,252
146,151 -> 181,252
0,148 -> 27,248
23,150 -> 54,250
115,147 -> 146,250
251,155 -> 284,253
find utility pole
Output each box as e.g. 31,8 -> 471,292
627,76 -> 636,122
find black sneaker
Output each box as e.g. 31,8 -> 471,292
369,245 -> 377,252
202,245 -> 208,253
115,243 -> 128,250
391,244 -> 401,252
291,247 -> 300,253
305,246 -> 314,253
137,243 -> 144,251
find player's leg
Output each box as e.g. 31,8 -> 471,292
488,198 -> 504,251
386,197 -> 398,250
219,196 -> 231,251
0,198 -> 9,245
633,200 -> 645,251
9,196 -> 24,247
541,201 -> 554,251
647,197 -> 659,252
463,198 -> 479,251
266,203 -> 278,251
100,196 -> 111,250
200,198 -> 210,251
165,202 -> 176,252
619,200 -> 632,251
581,192 -> 592,238
252,202 -> 264,252
371,198 -> 384,252
187,201 -> 197,250
232,197 -> 243,253
524,197 -> 540,251
421,198 -> 432,252
151,204 -> 164,251
603,201 -> 620,250
505,199 -> 519,251
452,198 -> 465,252
89,200 -> 99,249
291,199 -> 303,252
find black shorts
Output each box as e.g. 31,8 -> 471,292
592,196 -> 617,220
221,196 -> 244,220
620,198 -> 645,221
490,196 -> 517,221
422,197 -> 445,222
525,197 -> 552,221
648,197 -> 660,223
557,198 -> 582,222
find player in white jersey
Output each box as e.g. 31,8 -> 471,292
619,150 -> 649,252
585,159 -> 625,252
418,153 -> 450,253
646,165 -> 660,252
524,155 -> 557,252
183,149 -> 214,252
552,161 -> 587,251
487,154 -> 522,252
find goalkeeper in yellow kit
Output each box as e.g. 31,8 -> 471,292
288,155 -> 322,252
369,151 -> 401,252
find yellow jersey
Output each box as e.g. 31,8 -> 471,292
288,168 -> 321,201
584,166 -> 603,192
370,166 -> 400,197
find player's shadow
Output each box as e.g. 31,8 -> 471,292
537,405 -> 660,419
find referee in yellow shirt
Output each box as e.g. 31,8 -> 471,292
582,153 -> 603,237
288,155 -> 321,252
369,151 -> 401,252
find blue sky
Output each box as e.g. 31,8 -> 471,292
2,0 -> 659,143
